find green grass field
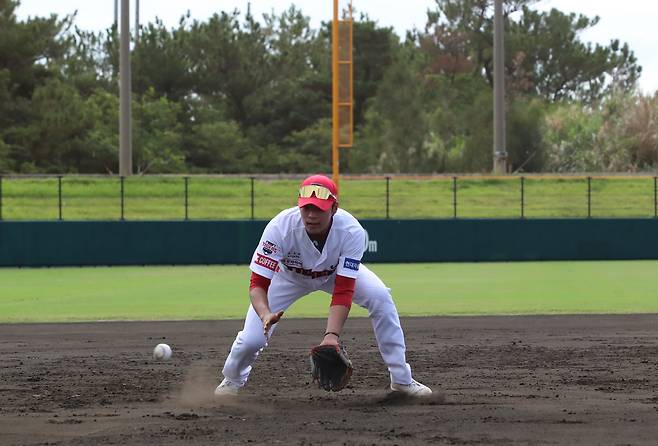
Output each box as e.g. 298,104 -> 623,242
1,175 -> 657,220
1,261 -> 657,323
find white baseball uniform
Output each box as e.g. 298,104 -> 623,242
221,207 -> 414,386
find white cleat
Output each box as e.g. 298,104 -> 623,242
390,379 -> 432,397
214,378 -> 241,396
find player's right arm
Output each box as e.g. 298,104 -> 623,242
249,218 -> 285,336
249,283 -> 283,337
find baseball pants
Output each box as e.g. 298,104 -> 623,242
221,264 -> 414,387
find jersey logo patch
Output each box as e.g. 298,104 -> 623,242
261,240 -> 278,255
255,254 -> 278,272
283,262 -> 337,279
282,257 -> 302,268
343,258 -> 360,271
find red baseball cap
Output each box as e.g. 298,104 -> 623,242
297,175 -> 338,211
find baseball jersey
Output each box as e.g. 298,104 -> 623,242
250,207 -> 366,283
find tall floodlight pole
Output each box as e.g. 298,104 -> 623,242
114,0 -> 118,27
493,0 -> 508,174
119,0 -> 132,176
331,0 -> 340,186
135,0 -> 140,45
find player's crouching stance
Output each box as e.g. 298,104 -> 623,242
215,175 -> 431,397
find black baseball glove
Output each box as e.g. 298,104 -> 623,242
310,344 -> 353,392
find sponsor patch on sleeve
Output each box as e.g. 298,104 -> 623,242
261,240 -> 278,255
255,253 -> 278,272
343,257 -> 360,272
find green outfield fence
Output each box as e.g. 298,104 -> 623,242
3,219 -> 658,266
0,174 -> 657,220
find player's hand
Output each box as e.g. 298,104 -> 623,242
320,332 -> 340,347
262,311 -> 284,337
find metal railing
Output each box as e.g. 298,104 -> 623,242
0,174 -> 656,221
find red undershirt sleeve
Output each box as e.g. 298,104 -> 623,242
331,275 -> 356,308
249,272 -> 271,293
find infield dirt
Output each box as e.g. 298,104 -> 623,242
1,315 -> 658,445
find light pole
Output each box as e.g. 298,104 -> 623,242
135,0 -> 140,45
493,0 -> 508,174
119,0 -> 132,176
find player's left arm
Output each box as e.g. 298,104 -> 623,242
321,228 -> 366,346
321,277 -> 354,346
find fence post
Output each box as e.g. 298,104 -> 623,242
385,176 -> 390,219
250,176 -> 255,220
184,176 -> 189,221
654,176 -> 657,218
452,176 -> 458,219
0,175 -> 3,221
520,176 -> 525,219
58,175 -> 63,221
587,176 -> 592,218
120,176 -> 125,221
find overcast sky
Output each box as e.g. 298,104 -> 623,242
15,0 -> 658,93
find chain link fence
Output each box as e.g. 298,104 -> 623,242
0,174 -> 656,220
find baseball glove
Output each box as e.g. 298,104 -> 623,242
310,344 -> 353,392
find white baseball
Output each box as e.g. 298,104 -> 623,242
153,343 -> 172,360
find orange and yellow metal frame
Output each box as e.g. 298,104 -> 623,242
331,0 -> 353,188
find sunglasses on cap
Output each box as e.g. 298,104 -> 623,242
298,184 -> 337,201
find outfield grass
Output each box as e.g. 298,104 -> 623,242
1,175 -> 656,220
1,261 -> 657,323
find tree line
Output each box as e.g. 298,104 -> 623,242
1,0 -> 656,174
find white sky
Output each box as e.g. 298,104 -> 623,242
15,0 -> 658,93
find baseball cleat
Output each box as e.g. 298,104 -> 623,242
390,379 -> 432,396
214,378 -> 241,396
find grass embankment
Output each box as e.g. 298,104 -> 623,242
1,261 -> 657,323
1,175 -> 656,220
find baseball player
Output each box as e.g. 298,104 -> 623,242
215,174 -> 431,397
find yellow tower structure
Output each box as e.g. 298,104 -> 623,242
332,0 -> 354,188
